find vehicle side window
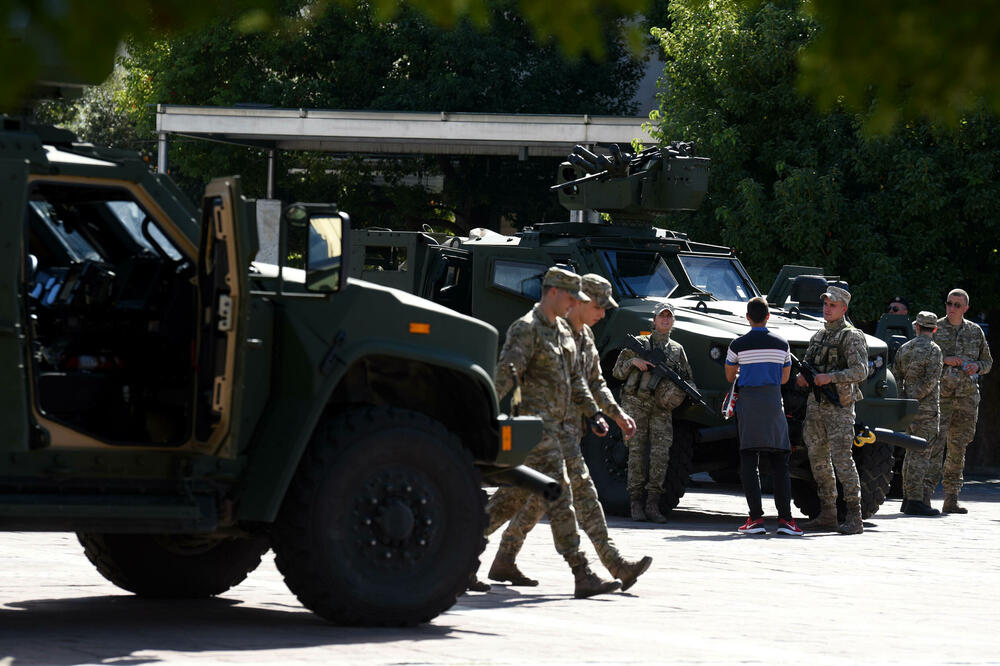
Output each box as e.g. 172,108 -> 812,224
491,260 -> 545,300
364,245 -> 408,272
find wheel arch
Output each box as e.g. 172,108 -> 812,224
237,344 -> 498,524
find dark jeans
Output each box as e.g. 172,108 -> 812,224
740,449 -> 791,521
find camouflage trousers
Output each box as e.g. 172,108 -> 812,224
495,419 -> 622,571
926,393 -> 981,497
485,424 -> 586,569
621,392 -> 673,499
802,398 -> 860,505
901,413 -> 940,501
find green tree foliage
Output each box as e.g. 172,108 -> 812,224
798,0 -> 1000,132
114,0 -> 644,232
1,0 -> 647,111
650,0 -> 1000,323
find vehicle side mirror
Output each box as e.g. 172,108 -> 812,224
283,203 -> 351,293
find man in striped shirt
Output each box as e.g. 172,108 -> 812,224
725,297 -> 799,535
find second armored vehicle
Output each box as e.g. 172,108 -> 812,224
350,142 -> 924,520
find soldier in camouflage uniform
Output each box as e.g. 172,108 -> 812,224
795,286 -> 868,534
612,302 -> 694,524
931,289 -> 993,514
894,311 -> 943,516
472,267 -> 621,599
488,274 -> 652,592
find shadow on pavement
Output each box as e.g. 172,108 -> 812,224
456,586 -> 590,611
0,595 -> 466,665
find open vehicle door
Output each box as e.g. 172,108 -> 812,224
0,159 -> 30,452
194,177 -> 253,457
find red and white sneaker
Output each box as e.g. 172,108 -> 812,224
738,517 -> 766,534
776,518 -> 803,536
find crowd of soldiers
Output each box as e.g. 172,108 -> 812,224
468,268 -> 992,598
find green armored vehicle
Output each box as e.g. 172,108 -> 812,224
0,117 -> 547,625
351,142 -> 924,520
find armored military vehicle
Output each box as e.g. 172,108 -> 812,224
351,142 -> 925,520
0,117 -> 548,626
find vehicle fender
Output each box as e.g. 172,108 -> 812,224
236,337 -> 499,524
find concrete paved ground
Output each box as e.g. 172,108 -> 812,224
1,478 -> 998,665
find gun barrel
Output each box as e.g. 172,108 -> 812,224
871,428 -> 928,452
485,465 -> 562,502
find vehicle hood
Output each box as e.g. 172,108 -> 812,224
615,296 -> 886,351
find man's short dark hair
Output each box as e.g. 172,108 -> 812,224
916,324 -> 936,334
747,297 -> 769,324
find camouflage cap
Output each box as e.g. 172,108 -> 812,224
821,285 -> 851,305
653,302 -> 675,317
542,266 -> 590,301
581,273 -> 618,309
915,311 -> 938,327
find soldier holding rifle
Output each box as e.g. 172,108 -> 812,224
795,286 -> 868,534
612,302 -> 696,523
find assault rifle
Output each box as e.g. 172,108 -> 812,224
790,354 -> 842,407
623,334 -> 711,412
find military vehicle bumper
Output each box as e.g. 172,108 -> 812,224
490,415 -> 543,467
855,396 -> 919,433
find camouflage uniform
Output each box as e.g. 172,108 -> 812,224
499,322 -> 629,571
486,303 -> 600,570
801,317 -> 868,510
893,334 -> 942,501
931,317 -> 993,498
612,331 -> 693,501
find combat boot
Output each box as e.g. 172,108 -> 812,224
609,555 -> 653,592
645,493 -> 668,524
571,563 -> 622,599
801,504 -> 838,531
942,494 -> 968,514
630,499 -> 647,522
467,573 -> 490,592
488,550 -> 539,586
837,502 -> 863,535
902,500 -> 940,516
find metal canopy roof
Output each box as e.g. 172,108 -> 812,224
155,104 -> 653,157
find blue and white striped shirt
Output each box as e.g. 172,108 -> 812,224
726,327 -> 791,387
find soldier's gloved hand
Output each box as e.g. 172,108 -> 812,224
590,415 -> 609,436
795,374 -> 808,388
615,413 -> 637,440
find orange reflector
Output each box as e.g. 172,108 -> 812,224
502,425 -> 512,451
409,322 -> 431,334
639,330 -> 652,336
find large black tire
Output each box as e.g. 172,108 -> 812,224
77,532 -> 269,597
857,441 -> 895,518
580,417 -> 694,517
789,441 -> 895,520
271,406 -> 486,626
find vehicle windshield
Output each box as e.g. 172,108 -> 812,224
678,255 -> 758,301
600,250 -> 678,298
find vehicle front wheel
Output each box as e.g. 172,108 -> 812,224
77,532 -> 269,597
271,406 -> 486,626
